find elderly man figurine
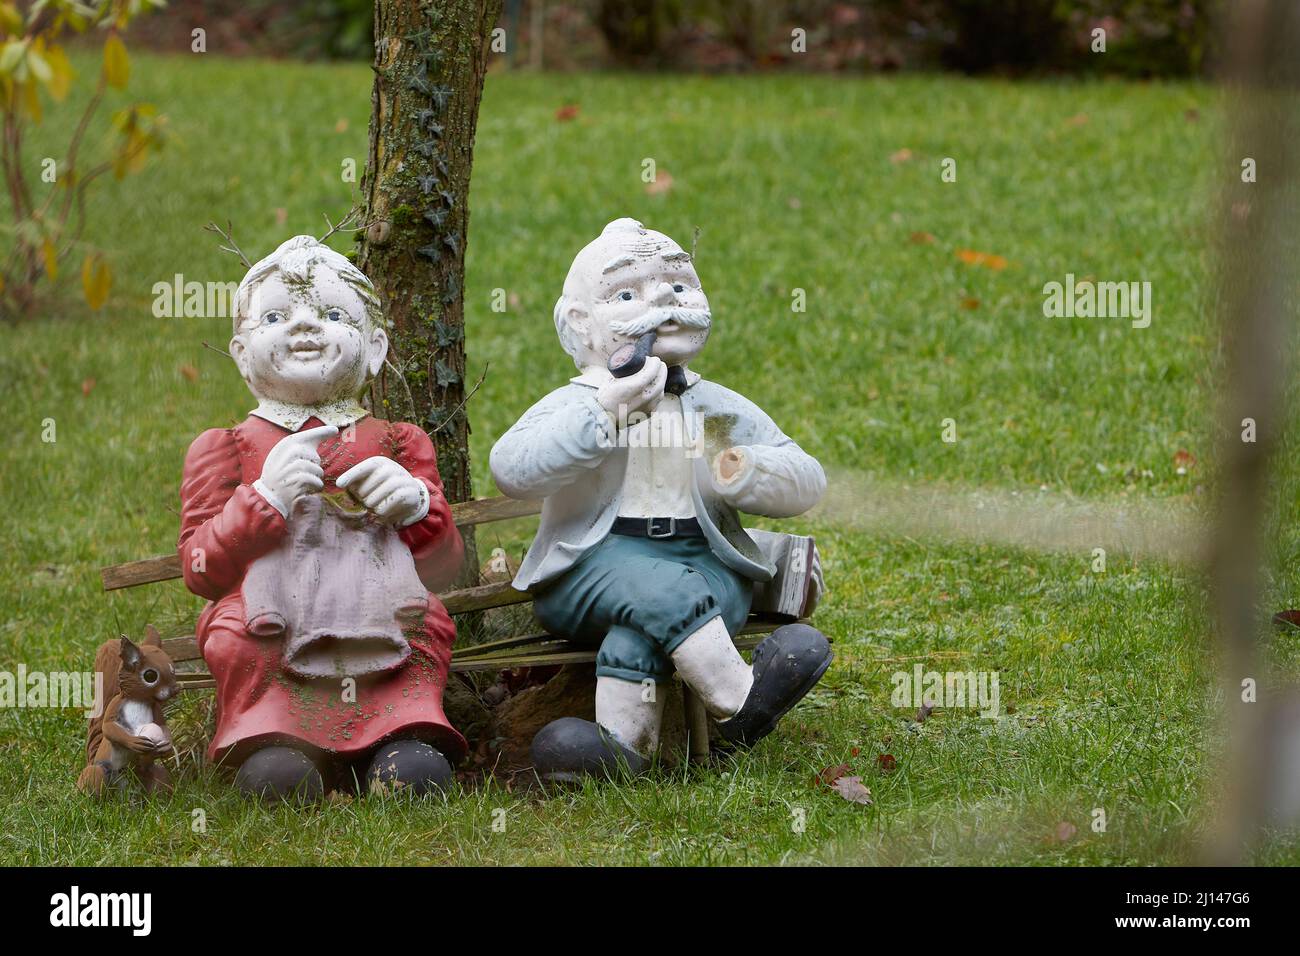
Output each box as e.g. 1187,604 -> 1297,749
490,218 -> 831,781
178,236 -> 466,800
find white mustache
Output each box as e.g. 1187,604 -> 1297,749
609,306 -> 712,338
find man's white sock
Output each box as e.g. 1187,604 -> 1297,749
669,616 -> 754,719
595,675 -> 666,756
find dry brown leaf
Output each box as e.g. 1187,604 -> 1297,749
831,775 -> 873,805
645,171 -> 674,196
955,249 -> 1008,270
890,148 -> 913,164
179,363 -> 200,383
908,231 -> 935,244
555,103 -> 580,122
816,763 -> 851,788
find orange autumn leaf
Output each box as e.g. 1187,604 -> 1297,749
645,170 -> 674,196
955,249 -> 1008,270
555,103 -> 580,122
889,147 -> 913,164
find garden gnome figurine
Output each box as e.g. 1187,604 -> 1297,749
490,218 -> 831,781
178,236 -> 466,800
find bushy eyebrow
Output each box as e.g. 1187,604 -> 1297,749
602,255 -> 636,274
600,252 -> 694,280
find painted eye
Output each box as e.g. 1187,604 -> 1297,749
326,309 -> 343,322
618,290 -> 634,302
141,669 -> 159,685
672,284 -> 685,293
263,311 -> 284,324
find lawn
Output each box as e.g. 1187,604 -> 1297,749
2,52 -> 1299,865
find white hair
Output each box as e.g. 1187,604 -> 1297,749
232,235 -> 384,334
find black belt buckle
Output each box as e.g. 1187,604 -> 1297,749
646,516 -> 676,539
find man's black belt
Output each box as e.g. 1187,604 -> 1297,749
611,516 -> 705,540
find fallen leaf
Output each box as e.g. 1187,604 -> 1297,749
956,249 -> 1009,270
960,297 -> 980,310
1065,113 -> 1089,127
816,763 -> 851,788
179,363 -> 200,382
645,171 -> 674,196
1054,821 -> 1077,842
890,148 -> 913,164
877,753 -> 897,772
831,775 -> 873,805
908,231 -> 935,244
1273,610 -> 1300,631
81,377 -> 96,397
334,117 -> 349,133
275,207 -> 288,227
555,103 -> 580,122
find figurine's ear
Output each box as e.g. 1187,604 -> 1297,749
565,306 -> 592,347
367,326 -> 388,379
229,335 -> 251,380
142,625 -> 162,648
119,637 -> 143,671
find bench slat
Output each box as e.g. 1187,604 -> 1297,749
101,495 -> 542,591
168,634 -> 772,682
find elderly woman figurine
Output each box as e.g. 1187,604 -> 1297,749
178,236 -> 465,800
491,218 -> 832,781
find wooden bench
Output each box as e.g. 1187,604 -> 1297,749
99,495 -> 808,760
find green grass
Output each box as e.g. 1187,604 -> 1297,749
2,54 -> 1299,865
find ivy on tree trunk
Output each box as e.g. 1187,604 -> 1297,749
358,0 -> 501,582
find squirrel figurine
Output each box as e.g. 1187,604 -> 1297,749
76,628 -> 178,796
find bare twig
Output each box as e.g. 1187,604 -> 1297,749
319,206 -> 365,244
204,220 -> 253,269
431,363 -> 488,434
201,341 -> 232,359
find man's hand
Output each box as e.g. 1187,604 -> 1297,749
337,456 -> 429,527
255,424 -> 338,516
597,356 -> 667,425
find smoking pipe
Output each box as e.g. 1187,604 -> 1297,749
608,330 -> 687,395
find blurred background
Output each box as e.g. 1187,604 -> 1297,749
122,0 -> 1220,76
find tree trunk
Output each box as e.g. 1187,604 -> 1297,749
358,0 -> 501,583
